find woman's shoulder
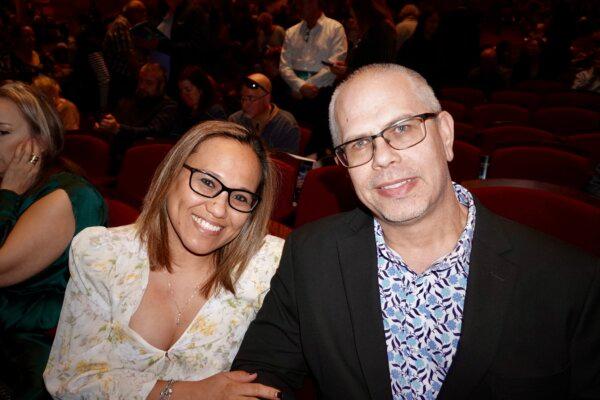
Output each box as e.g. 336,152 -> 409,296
48,172 -> 107,228
70,224 -> 143,280
244,235 -> 285,276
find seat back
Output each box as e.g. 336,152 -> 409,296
516,80 -> 568,93
440,99 -> 468,121
449,141 -> 483,183
564,133 -> 600,162
490,90 -> 541,110
478,126 -> 556,153
533,107 -> 599,135
540,91 -> 600,111
487,146 -> 593,189
271,158 -> 298,223
294,166 -> 359,227
470,185 -> 600,255
63,134 -> 110,181
298,126 -> 312,156
105,197 -> 140,227
116,144 -> 174,208
439,87 -> 486,107
471,104 -> 529,129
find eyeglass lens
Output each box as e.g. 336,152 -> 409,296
336,116 -> 428,167
188,169 -> 258,212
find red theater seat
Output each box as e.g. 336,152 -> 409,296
564,133 -> 600,162
271,158 -> 297,223
467,182 -> 600,255
298,126 -> 312,156
540,91 -> 600,111
449,141 -> 482,183
115,144 -> 173,208
439,87 -> 486,107
471,104 -> 529,129
294,166 -> 359,228
454,122 -> 477,143
516,80 -> 568,93
478,126 -> 556,153
490,90 -> 541,110
440,99 -> 468,121
63,134 -> 112,187
533,107 -> 599,135
487,146 -> 593,189
105,197 -> 140,227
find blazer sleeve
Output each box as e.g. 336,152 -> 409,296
231,234 -> 308,396
570,259 -> 600,399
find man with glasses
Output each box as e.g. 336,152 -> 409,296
231,64 -> 600,399
229,73 -> 300,154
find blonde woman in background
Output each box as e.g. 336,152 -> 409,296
32,75 -> 81,131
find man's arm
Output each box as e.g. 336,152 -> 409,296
232,235 -> 308,396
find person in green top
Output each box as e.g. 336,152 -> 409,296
0,81 -> 107,399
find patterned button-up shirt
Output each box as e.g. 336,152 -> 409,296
376,183 -> 476,399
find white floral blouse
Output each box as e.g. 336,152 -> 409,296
43,225 -> 284,399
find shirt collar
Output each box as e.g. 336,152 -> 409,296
374,182 -> 476,274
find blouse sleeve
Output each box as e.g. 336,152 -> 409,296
43,227 -> 157,399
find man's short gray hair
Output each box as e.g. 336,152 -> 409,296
328,64 -> 442,147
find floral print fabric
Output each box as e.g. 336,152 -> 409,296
44,225 -> 284,399
376,183 -> 476,399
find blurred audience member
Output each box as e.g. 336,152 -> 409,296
395,4 -> 420,50
13,25 -> 42,78
257,12 -> 285,57
343,0 -> 396,74
172,65 -> 227,136
0,82 -> 106,400
104,0 -> 148,104
572,49 -> 600,93
279,0 -> 347,154
95,62 -> 177,172
33,75 -> 80,131
468,47 -> 510,94
397,9 -> 442,88
230,73 -> 300,154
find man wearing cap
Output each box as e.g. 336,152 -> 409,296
229,73 -> 300,154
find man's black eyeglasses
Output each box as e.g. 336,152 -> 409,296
182,164 -> 261,213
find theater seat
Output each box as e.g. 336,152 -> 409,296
540,91 -> 600,111
564,133 -> 600,162
471,104 -> 529,129
478,126 -> 556,153
533,107 -> 599,135
294,166 -> 359,227
490,90 -> 541,110
440,99 -> 468,122
271,158 -> 297,223
449,141 -> 482,183
487,146 -> 593,189
105,197 -> 140,227
63,134 -> 112,187
468,182 -> 600,255
439,87 -> 485,107
114,144 -> 174,208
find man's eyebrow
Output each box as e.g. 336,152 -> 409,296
343,113 -> 414,142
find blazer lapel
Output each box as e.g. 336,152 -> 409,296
337,209 -> 393,400
438,204 -> 518,399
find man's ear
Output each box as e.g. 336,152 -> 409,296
436,110 -> 455,162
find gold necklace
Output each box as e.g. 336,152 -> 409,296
167,280 -> 201,327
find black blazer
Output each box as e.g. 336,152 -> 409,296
233,204 -> 600,399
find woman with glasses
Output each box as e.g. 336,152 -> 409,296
44,121 -> 283,400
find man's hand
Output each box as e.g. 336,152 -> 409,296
166,371 -> 281,399
0,138 -> 42,195
299,83 -> 319,99
94,114 -> 120,135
